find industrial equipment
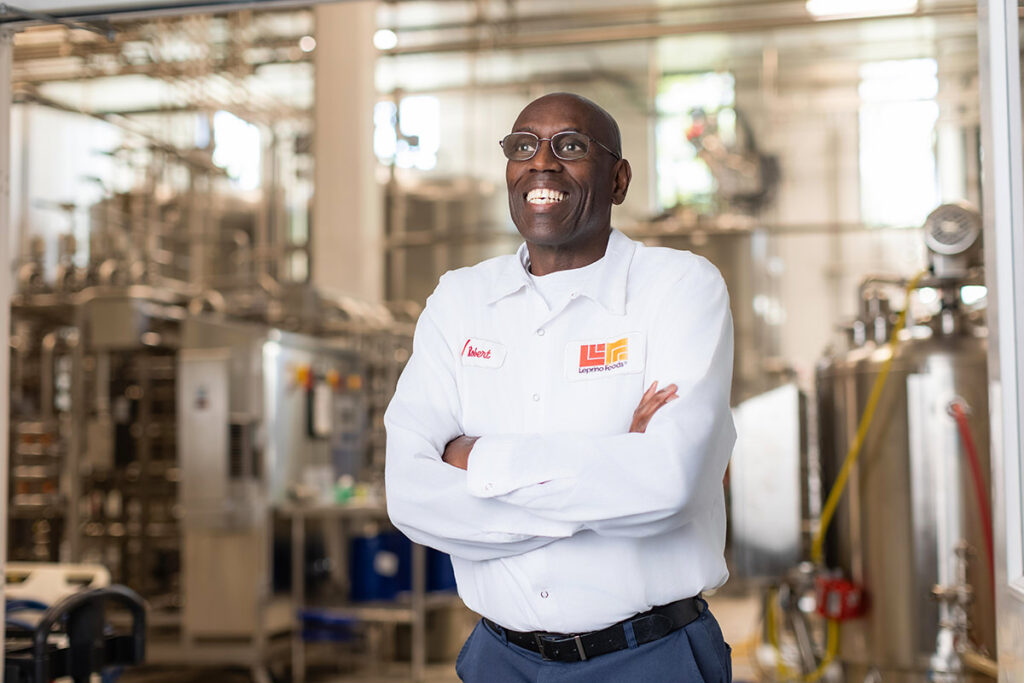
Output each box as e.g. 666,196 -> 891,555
177,317 -> 366,641
7,183 -> 414,678
685,107 -> 779,213
808,202 -> 993,682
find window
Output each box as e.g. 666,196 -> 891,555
655,72 -> 736,211
859,59 -> 939,227
374,95 -> 440,171
212,111 -> 261,190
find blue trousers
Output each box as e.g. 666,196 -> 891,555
455,602 -> 733,682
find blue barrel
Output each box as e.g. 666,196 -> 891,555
349,533 -> 412,601
349,533 -> 458,601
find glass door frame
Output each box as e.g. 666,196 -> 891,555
979,0 -> 1024,671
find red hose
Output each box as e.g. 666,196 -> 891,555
949,400 -> 995,591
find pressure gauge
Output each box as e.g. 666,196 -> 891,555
923,202 -> 981,256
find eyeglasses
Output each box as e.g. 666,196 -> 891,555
499,131 -> 621,162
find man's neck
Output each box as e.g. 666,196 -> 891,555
525,229 -> 612,276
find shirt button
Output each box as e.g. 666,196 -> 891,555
569,292 -> 578,299
540,590 -> 549,599
484,483 -> 493,491
532,393 -> 540,402
536,328 -> 545,336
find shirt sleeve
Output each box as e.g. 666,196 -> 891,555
463,261 -> 736,537
384,290 -> 581,561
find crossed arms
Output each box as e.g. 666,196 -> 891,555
383,266 -> 735,562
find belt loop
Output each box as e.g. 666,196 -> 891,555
623,620 -> 638,649
497,623 -> 509,645
573,635 -> 587,661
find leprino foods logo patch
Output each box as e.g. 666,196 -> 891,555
579,337 -> 629,371
566,333 -> 645,381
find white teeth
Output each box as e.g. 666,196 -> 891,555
526,188 -> 567,205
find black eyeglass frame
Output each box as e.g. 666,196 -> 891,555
499,131 -> 622,162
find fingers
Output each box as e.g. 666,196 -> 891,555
653,383 -> 677,400
630,382 -> 679,433
642,381 -> 658,400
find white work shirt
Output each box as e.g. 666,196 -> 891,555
384,228 -> 736,633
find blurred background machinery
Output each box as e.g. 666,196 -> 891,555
5,0 -> 1017,681
731,203 -> 995,682
816,203 -> 991,682
7,159 -> 416,677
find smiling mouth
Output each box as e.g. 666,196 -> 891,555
526,188 -> 567,205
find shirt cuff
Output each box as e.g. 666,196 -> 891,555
465,435 -> 521,497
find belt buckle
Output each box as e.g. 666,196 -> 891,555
533,633 -> 587,662
533,634 -> 552,661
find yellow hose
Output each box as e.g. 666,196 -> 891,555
766,588 -> 791,680
800,619 -> 839,683
769,270 -> 926,682
810,270 -> 928,565
766,588 -> 840,682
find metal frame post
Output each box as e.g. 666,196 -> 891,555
0,25 -> 13,661
978,0 -> 1024,677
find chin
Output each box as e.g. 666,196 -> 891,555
514,221 -> 576,247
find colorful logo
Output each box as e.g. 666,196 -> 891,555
579,337 -> 629,370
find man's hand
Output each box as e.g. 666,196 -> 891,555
630,381 -> 678,433
442,435 -> 479,470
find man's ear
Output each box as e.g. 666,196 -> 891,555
611,158 -> 632,205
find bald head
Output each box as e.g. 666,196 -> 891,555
512,92 -> 622,157
504,91 -> 632,274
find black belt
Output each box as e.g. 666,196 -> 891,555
483,596 -> 703,663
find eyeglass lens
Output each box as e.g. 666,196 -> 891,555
501,132 -> 592,161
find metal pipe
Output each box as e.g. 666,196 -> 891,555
961,650 -> 998,678
381,0 -> 811,34
16,92 -> 29,260
11,90 -> 230,175
379,5 -> 975,56
382,0 -> 971,35
66,324 -> 83,561
10,324 -> 25,413
39,330 -> 58,420
0,4 -> 116,40
0,26 -> 14,653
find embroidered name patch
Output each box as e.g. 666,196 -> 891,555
565,333 -> 645,381
460,337 -> 506,368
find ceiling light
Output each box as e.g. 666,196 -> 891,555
373,29 -> 398,51
299,35 -> 316,53
806,0 -> 917,18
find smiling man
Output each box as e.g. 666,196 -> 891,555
385,93 -> 736,681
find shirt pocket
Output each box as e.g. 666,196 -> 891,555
457,361 -> 522,437
559,370 -> 647,434
560,332 -> 648,434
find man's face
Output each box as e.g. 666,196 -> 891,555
505,96 -> 629,253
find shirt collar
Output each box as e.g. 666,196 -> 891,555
486,228 -> 636,315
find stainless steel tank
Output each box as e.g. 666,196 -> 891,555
816,204 -> 995,682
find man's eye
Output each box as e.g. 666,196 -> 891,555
556,136 -> 588,155
517,143 -> 534,152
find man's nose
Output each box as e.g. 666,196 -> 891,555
529,140 -> 562,171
